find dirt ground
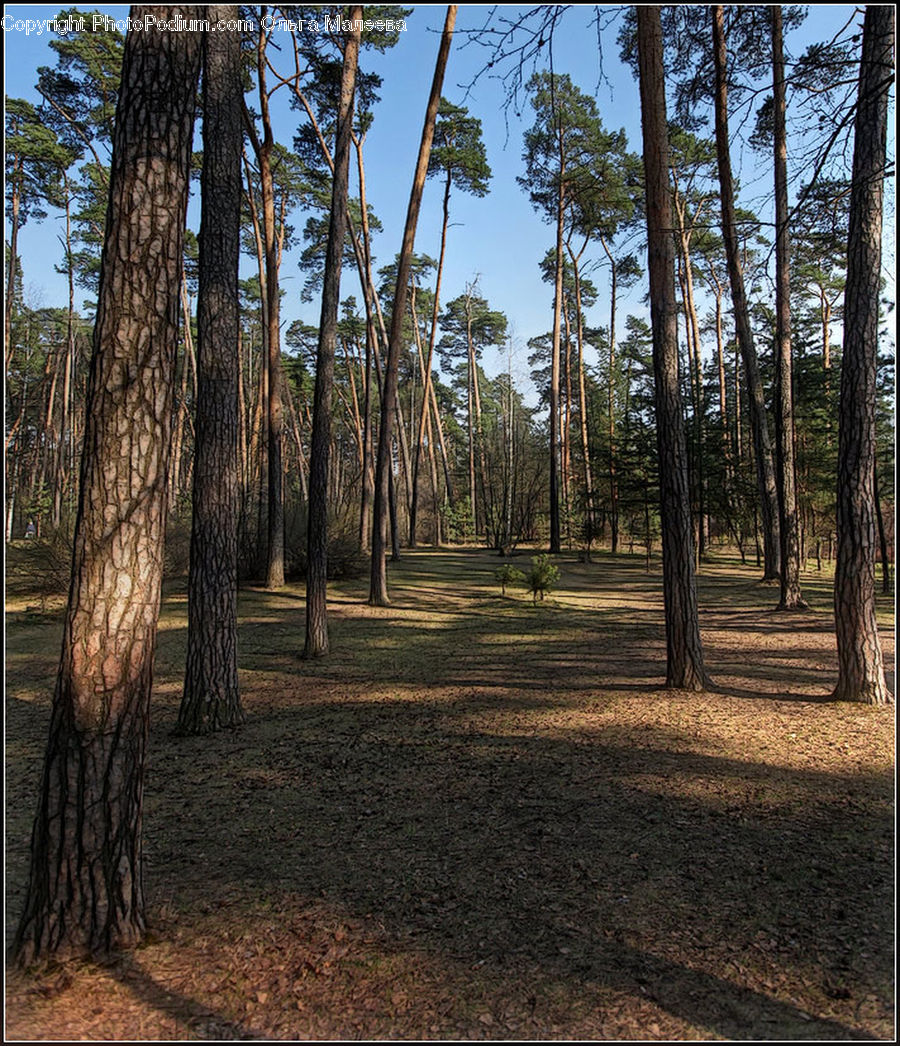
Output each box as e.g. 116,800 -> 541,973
4,547 -> 895,1041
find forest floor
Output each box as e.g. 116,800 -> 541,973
5,546 -> 895,1041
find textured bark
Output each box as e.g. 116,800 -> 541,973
304,10 -> 361,658
711,5 -> 781,582
178,7 -> 244,732
832,5 -> 892,705
369,5 -> 456,605
13,8 -> 200,964
637,5 -> 709,691
772,6 -> 806,610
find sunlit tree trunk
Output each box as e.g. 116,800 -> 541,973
832,4 -> 892,705
13,7 -> 200,964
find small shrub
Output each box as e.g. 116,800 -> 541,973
494,563 -> 525,596
527,553 -> 559,603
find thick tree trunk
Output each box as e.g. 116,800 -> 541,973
178,7 -> 244,733
832,4 -> 892,705
304,11 -> 361,658
637,5 -> 709,691
369,5 -> 456,605
13,7 -> 200,965
712,4 -> 781,583
772,6 -> 806,610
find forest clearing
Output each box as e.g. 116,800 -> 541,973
5,547 -> 895,1041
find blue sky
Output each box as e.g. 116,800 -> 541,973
4,3 -> 873,395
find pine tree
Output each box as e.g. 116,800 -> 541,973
832,5 -> 893,705
305,8 -> 362,658
14,5 -> 201,964
369,5 -> 457,606
636,5 -> 709,690
178,7 -> 244,732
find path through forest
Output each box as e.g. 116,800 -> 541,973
5,548 -> 894,1040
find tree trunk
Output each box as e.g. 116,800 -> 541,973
772,6 -> 806,610
409,283 -> 443,547
5,162 -> 21,372
832,4 -> 892,705
637,4 -> 709,691
561,299 -> 573,548
53,176 -> 77,530
598,237 -> 619,553
410,168 -> 452,546
304,10 -> 361,657
241,151 -> 269,576
369,5 -> 456,605
548,104 -> 564,555
251,21 -> 285,589
178,6 -> 244,733
873,460 -> 891,596
359,317 -> 375,550
568,242 -> 595,541
13,7 -> 200,965
711,4 -> 781,583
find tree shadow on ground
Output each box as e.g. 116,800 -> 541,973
5,548 -> 894,1039
110,957 -> 261,1040
132,694 -> 893,1038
